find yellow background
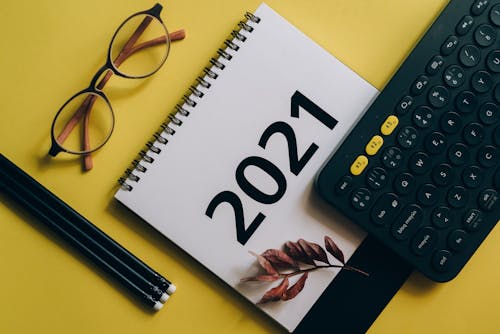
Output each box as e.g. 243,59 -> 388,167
1,0 -> 499,333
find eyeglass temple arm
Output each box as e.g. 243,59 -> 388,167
81,96 -> 98,170
80,16 -> 154,170
82,30 -> 185,170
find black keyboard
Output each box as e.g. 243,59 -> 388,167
316,0 -> 499,282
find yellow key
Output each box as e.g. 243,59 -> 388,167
380,115 -> 399,135
365,135 -> 384,156
350,155 -> 368,176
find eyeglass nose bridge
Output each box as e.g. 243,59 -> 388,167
90,64 -> 116,91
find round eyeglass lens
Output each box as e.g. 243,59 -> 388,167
110,14 -> 170,78
52,92 -> 114,154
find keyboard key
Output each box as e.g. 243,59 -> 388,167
350,155 -> 368,175
440,112 -> 462,134
366,167 -> 388,190
471,0 -> 489,16
463,209 -> 483,231
432,206 -> 454,229
335,175 -> 353,194
462,166 -> 483,188
471,70 -> 492,93
456,16 -> 474,36
455,91 -> 477,113
477,145 -> 498,167
409,152 -> 431,175
411,227 -> 438,256
448,186 -> 469,208
413,106 -> 434,128
448,229 -> 468,252
494,126 -> 500,145
380,115 -> 399,135
426,55 -> 444,75
365,135 -> 384,156
397,126 -> 419,149
496,168 -> 500,189
391,204 -> 423,240
474,24 -> 496,47
417,184 -> 439,206
396,96 -> 414,115
463,123 -> 485,146
371,193 -> 402,225
448,143 -> 470,165
351,188 -> 372,210
432,249 -> 453,272
443,65 -> 465,88
394,172 -> 415,195
459,45 -> 481,67
411,75 -> 430,96
428,85 -> 450,108
381,146 -> 403,169
486,50 -> 500,72
425,132 -> 447,154
433,163 -> 454,186
441,35 -> 459,55
490,4 -> 500,26
478,189 -> 498,211
478,102 -> 498,125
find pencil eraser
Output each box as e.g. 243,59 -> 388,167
153,301 -> 163,311
160,293 -> 169,303
167,284 -> 176,294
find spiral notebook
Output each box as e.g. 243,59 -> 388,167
115,3 -> 411,332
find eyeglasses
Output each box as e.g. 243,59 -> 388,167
48,3 -> 185,171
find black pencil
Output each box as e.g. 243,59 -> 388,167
0,169 -> 169,304
0,154 -> 176,296
0,154 -> 173,309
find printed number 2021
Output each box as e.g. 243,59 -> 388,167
205,91 -> 338,245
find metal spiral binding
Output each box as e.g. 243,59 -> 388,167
118,11 -> 261,191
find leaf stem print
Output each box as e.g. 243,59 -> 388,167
242,235 -> 369,304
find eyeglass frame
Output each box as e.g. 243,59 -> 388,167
48,3 -> 170,158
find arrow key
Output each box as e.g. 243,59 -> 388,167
432,206 -> 454,229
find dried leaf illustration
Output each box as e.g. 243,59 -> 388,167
240,274 -> 280,282
249,251 -> 278,275
308,242 -> 330,264
261,249 -> 299,270
324,235 -> 345,264
244,235 -> 367,305
298,239 -> 329,264
258,278 -> 289,304
282,272 -> 308,301
284,241 -> 314,265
